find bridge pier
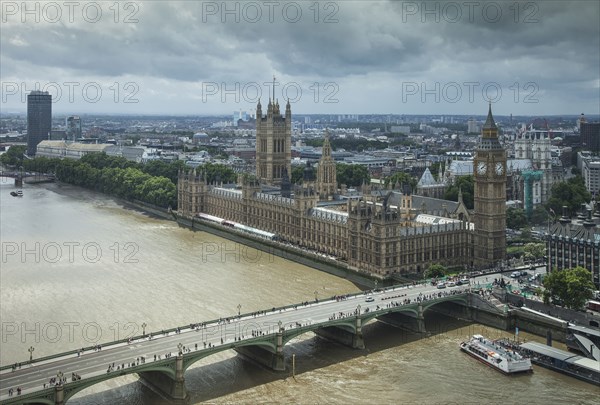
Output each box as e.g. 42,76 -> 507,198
55,384 -> 64,405
314,317 -> 365,349
139,355 -> 189,404
235,332 -> 286,371
416,304 -> 426,334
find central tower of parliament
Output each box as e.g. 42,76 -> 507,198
179,101 -> 506,278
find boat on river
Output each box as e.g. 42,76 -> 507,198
460,334 -> 532,374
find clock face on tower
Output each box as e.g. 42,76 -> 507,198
495,162 -> 504,175
477,162 -> 487,176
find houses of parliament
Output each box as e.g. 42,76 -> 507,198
178,99 -> 507,278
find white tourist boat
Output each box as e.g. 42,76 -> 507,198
460,335 -> 532,374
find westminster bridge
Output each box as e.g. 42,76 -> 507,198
0,283 -> 502,405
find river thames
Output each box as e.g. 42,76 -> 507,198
1,178 -> 598,404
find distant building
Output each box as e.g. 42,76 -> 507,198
467,118 -> 479,134
232,110 -> 248,127
193,132 -> 210,144
581,122 -> 600,152
415,167 -> 446,199
578,151 -> 600,195
390,126 -> 410,134
27,91 -> 52,156
578,113 -> 587,131
66,116 -> 82,141
545,207 -> 600,289
36,140 -> 144,162
513,126 -> 556,205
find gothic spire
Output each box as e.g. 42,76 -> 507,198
483,102 -> 497,130
322,129 -> 332,158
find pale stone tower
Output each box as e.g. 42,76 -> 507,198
473,104 -> 507,268
514,124 -> 552,204
255,83 -> 292,185
316,129 -> 337,200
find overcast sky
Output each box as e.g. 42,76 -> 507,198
1,1 -> 599,116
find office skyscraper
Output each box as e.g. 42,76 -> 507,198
27,91 -> 52,156
581,122 -> 600,152
66,116 -> 82,141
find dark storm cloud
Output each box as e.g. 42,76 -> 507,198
0,0 -> 598,114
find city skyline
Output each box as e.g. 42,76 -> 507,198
1,1 -> 599,115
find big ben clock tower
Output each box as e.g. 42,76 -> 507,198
473,104 -> 506,268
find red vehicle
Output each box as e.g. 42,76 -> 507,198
586,300 -> 600,312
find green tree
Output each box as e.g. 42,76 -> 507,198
424,264 -> 447,279
0,145 -> 26,167
523,243 -> 545,262
291,165 -> 304,184
507,207 -> 527,229
546,176 -> 591,217
336,163 -> 370,187
198,162 -> 236,184
25,155 -> 180,209
530,206 -> 550,226
429,161 -> 446,181
444,175 -> 474,209
384,172 -> 417,190
542,267 -> 595,309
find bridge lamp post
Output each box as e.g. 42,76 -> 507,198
142,322 -> 147,336
57,371 -> 63,383
357,305 -> 361,316
237,304 -> 241,316
278,320 -> 283,332
28,346 -> 34,362
314,290 -> 318,302
177,343 -> 183,356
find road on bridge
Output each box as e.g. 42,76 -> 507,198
0,279 -> 479,401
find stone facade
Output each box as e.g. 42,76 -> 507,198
513,128 -> 553,204
255,98 -> 291,185
315,130 -> 337,200
473,104 -> 507,268
545,208 -> 600,289
178,104 -> 506,277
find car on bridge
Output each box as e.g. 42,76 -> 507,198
437,282 -> 446,289
365,296 -> 375,302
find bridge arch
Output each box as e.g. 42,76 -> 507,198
59,362 -> 179,403
421,294 -> 469,314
